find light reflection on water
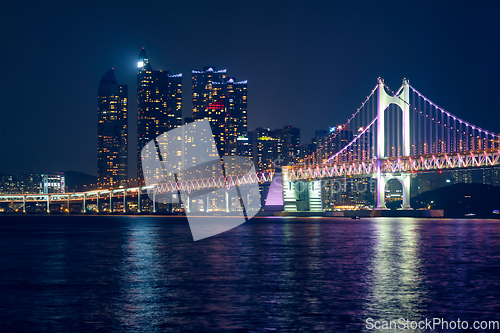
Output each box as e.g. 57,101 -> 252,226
118,221 -> 166,330
364,218 -> 426,326
0,216 -> 499,332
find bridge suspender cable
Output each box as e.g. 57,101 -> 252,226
301,84 -> 379,166
323,116 -> 378,164
383,83 -> 500,153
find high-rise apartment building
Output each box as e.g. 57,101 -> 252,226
246,126 -> 300,172
192,67 -> 226,120
192,67 -> 247,156
236,135 -> 252,158
97,69 -> 128,188
312,125 -> 355,163
137,48 -> 182,183
223,78 -> 248,155
255,129 -> 278,172
274,125 -> 300,165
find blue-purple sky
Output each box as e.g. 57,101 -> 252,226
1,0 -> 499,177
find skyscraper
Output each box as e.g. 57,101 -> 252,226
313,125 -> 354,163
137,48 -> 182,183
97,69 -> 128,188
224,77 -> 248,155
247,126 -> 300,171
274,125 -> 300,165
192,67 -> 247,156
192,67 -> 226,120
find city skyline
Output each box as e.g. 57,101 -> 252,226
1,1 -> 499,176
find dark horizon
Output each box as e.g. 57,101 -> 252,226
1,1 -> 499,177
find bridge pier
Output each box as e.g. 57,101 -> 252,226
282,167 -> 323,212
375,169 -> 388,210
376,173 -> 412,210
308,181 -> 322,211
137,189 -> 141,213
282,166 -> 297,212
400,175 -> 412,210
123,190 -> 126,213
225,192 -> 230,213
184,195 -> 190,213
152,189 -> 156,213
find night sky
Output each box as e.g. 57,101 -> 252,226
1,1 -> 499,177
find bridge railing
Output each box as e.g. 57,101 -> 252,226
288,148 -> 500,181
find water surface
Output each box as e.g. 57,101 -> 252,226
1,215 -> 499,332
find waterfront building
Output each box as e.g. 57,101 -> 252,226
0,173 -> 43,194
0,173 -> 64,194
41,173 -> 65,193
321,177 -> 374,209
273,126 -> 301,165
137,48 -> 183,183
249,128 -> 276,172
331,126 -> 354,161
256,134 -> 278,172
97,69 -> 128,188
246,126 -> 301,171
309,126 -> 355,163
482,167 -> 500,186
300,142 -> 315,161
314,129 -> 329,162
452,169 -> 473,184
416,177 -> 432,195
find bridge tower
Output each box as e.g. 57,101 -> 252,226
375,78 -> 412,209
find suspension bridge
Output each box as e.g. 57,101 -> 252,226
1,78 -> 499,214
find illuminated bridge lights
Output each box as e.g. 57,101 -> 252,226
153,170 -> 275,194
287,148 -> 500,181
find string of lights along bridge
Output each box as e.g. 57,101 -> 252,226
2,78 -> 499,213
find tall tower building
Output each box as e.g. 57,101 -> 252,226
137,48 -> 182,183
224,77 -> 248,155
192,67 -> 247,156
97,69 -> 128,188
192,67 -> 226,120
